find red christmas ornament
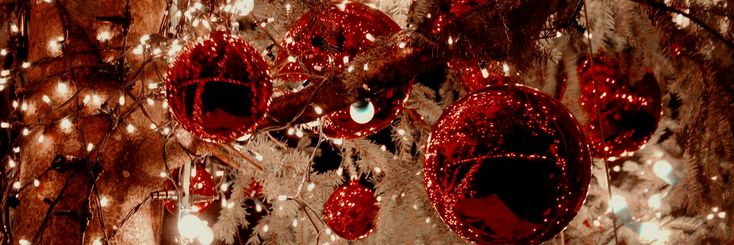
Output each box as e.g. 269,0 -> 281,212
166,32 -> 272,143
276,2 -> 412,139
323,180 -> 380,240
447,58 -> 509,92
423,84 -> 591,244
164,164 -> 217,214
573,55 -> 662,158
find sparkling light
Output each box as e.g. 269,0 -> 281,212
100,196 -> 109,207
126,124 -> 136,134
653,160 -> 674,184
196,225 -> 213,245
638,221 -> 669,243
57,81 -> 69,94
648,194 -> 662,209
60,118 -> 72,130
609,194 -> 628,213
178,213 -> 203,239
97,31 -> 112,41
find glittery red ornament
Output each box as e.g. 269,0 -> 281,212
448,58 -> 509,92
323,180 -> 380,240
423,84 -> 591,244
276,2 -> 412,139
573,55 -> 662,158
164,164 -> 217,214
166,32 -> 272,143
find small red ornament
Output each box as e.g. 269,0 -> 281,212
573,55 -> 662,158
323,180 -> 380,240
164,164 -> 217,214
447,58 -> 509,92
166,32 -> 272,143
423,84 -> 591,244
276,2 -> 412,139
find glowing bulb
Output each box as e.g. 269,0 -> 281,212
307,182 -> 315,192
480,68 -> 490,78
37,134 -> 45,143
178,213 -> 203,239
60,118 -> 72,130
198,225 -> 214,245
638,221 -> 669,243
87,143 -> 94,152
92,239 -> 102,245
234,0 -> 255,16
8,158 -> 16,168
1,122 -> 9,128
349,100 -> 375,124
648,194 -> 662,209
653,160 -> 674,184
13,181 -> 21,189
97,31 -> 111,41
57,81 -> 69,94
126,124 -> 135,133
313,105 -> 323,115
139,35 -> 150,44
19,239 -> 30,245
100,196 -> 109,207
609,194 -> 627,214
262,224 -> 269,233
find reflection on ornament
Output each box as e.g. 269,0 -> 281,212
276,2 -> 412,139
349,100 -> 375,124
164,164 -> 217,214
165,32 -> 272,143
323,180 -> 380,240
573,55 -> 662,158
423,84 -> 591,244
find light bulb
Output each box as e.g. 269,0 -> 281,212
178,213 -> 203,239
638,221 -> 669,243
609,194 -> 627,214
349,100 -> 375,124
653,160 -> 674,184
198,225 -> 214,245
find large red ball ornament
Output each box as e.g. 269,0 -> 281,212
423,84 -> 591,244
573,55 -> 662,158
166,32 -> 272,143
276,2 -> 412,139
323,180 -> 380,240
164,164 -> 217,214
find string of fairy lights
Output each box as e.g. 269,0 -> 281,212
1,0 -> 731,244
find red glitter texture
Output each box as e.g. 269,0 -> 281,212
164,164 -> 217,214
423,84 -> 591,244
323,180 -> 380,240
575,55 -> 662,158
165,32 -> 272,143
276,2 -> 412,139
